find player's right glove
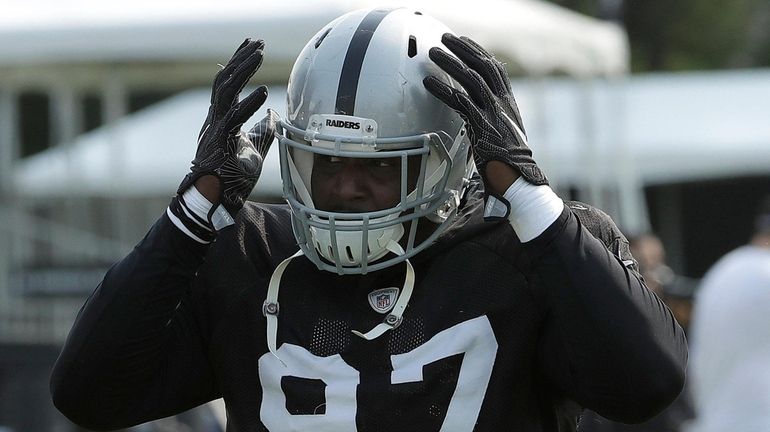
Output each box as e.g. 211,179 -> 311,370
172,39 -> 276,241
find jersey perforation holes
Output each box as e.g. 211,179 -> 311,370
387,317 -> 425,354
310,318 -> 350,357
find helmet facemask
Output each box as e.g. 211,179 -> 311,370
278,113 -> 469,274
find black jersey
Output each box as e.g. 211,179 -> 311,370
50,185 -> 687,431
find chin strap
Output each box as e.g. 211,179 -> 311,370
261,241 -> 415,366
263,249 -> 304,367
351,241 -> 415,340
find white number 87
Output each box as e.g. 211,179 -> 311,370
259,316 -> 498,432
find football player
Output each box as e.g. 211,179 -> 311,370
51,7 -> 687,431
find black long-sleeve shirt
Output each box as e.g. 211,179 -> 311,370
51,187 -> 687,431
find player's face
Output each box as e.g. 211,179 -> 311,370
311,155 -> 419,213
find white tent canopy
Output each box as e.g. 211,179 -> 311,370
8,0 -> 634,200
14,88 -> 287,199
0,0 -> 628,77
14,69 -> 770,199
520,70 -> 770,186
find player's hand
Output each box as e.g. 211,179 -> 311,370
423,33 -> 547,192
178,38 -> 276,217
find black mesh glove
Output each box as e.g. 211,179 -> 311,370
177,38 -> 276,218
423,33 -> 547,187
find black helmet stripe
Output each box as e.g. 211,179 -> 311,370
335,8 -> 397,116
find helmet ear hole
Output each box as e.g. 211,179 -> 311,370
408,36 -> 417,58
314,27 -> 332,49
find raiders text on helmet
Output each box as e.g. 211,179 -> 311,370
326,119 -> 361,129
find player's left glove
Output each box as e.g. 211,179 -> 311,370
423,33 -> 547,188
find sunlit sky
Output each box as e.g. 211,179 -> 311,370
1,0 -> 594,30
0,0 -> 340,29
0,0 -> 628,76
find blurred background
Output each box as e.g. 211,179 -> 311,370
1,0 -> 769,430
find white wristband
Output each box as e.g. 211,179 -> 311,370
503,177 -> 563,242
184,187 -> 235,231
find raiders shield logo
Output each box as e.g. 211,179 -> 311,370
367,287 -> 399,314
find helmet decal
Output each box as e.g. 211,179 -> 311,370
335,7 -> 398,116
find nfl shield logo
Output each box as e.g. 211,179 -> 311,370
368,287 -> 399,314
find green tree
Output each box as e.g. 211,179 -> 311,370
545,0 -> 770,71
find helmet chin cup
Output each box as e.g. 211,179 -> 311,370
310,216 -> 405,267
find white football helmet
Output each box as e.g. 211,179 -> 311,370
277,7 -> 473,274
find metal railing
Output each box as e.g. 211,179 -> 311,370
0,204 -> 133,344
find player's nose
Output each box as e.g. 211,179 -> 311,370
329,161 -> 372,212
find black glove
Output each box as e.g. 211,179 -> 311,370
177,38 -> 276,218
423,33 -> 547,188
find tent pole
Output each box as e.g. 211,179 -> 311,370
0,89 -> 18,338
578,77 -> 603,208
611,75 -> 649,234
102,70 -> 134,246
